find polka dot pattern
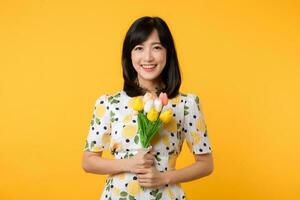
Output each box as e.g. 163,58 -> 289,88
83,90 -> 213,199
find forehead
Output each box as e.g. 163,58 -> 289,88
141,29 -> 161,45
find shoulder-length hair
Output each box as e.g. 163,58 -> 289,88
122,16 -> 181,98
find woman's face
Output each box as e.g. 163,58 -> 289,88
131,29 -> 167,84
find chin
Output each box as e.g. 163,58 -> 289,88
140,74 -> 160,81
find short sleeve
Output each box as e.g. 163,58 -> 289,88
83,94 -> 112,152
183,94 -> 212,154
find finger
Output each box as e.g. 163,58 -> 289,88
132,168 -> 149,174
149,151 -> 157,156
144,156 -> 154,162
139,161 -> 153,168
147,151 -> 156,157
141,164 -> 152,168
137,177 -> 150,183
137,150 -> 148,157
139,182 -> 157,188
139,182 -> 151,187
145,159 -> 154,165
137,174 -> 151,179
144,154 -> 155,160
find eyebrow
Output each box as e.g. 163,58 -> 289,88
139,42 -> 162,45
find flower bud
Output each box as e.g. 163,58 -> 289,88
143,92 -> 153,103
147,108 -> 159,122
159,109 -> 173,123
159,92 -> 168,106
132,97 -> 144,111
144,99 -> 154,113
154,98 -> 162,112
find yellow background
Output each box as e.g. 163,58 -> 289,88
1,0 -> 299,199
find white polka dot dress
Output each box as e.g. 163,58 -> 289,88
84,90 -> 213,200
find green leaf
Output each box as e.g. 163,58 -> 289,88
195,96 -> 199,104
90,141 -> 95,149
150,189 -> 159,196
114,93 -> 121,98
145,120 -> 162,147
129,195 -> 135,200
184,105 -> 189,110
110,111 -> 115,117
156,192 -> 162,200
111,99 -> 119,104
120,191 -> 128,196
138,112 -> 148,147
108,96 -> 113,102
84,140 -> 88,150
137,114 -> 144,144
95,118 -> 100,125
134,135 -> 139,144
184,111 -> 189,116
155,155 -> 161,161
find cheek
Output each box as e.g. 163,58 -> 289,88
156,52 -> 167,64
131,52 -> 141,65
131,53 -> 141,73
156,48 -> 166,59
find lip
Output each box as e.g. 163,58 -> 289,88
141,64 -> 157,68
141,64 -> 157,72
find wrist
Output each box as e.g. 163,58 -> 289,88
119,158 -> 131,172
162,171 -> 171,185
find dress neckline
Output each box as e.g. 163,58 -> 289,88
121,90 -> 182,101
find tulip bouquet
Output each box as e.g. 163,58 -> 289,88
132,92 -> 173,149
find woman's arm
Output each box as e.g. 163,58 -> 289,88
164,153 -> 214,184
82,151 -> 128,175
135,153 -> 214,188
82,150 -> 155,175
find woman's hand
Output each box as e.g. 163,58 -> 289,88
133,166 -> 169,188
126,150 -> 155,173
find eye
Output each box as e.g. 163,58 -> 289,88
134,46 -> 143,51
154,46 -> 162,50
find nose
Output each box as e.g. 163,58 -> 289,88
143,48 -> 154,61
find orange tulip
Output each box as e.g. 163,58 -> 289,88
159,92 -> 168,106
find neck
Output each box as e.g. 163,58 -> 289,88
136,76 -> 164,96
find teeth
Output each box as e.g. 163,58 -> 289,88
142,64 -> 156,69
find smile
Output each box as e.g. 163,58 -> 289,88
141,64 -> 157,72
141,64 -> 157,69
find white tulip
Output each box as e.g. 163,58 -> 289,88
144,99 -> 154,113
143,92 -> 153,103
154,98 -> 162,112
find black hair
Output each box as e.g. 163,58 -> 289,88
122,16 -> 181,98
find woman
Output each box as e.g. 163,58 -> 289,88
82,16 -> 214,200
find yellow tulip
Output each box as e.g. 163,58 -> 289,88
147,108 -> 159,122
159,109 -> 173,123
132,97 -> 144,111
